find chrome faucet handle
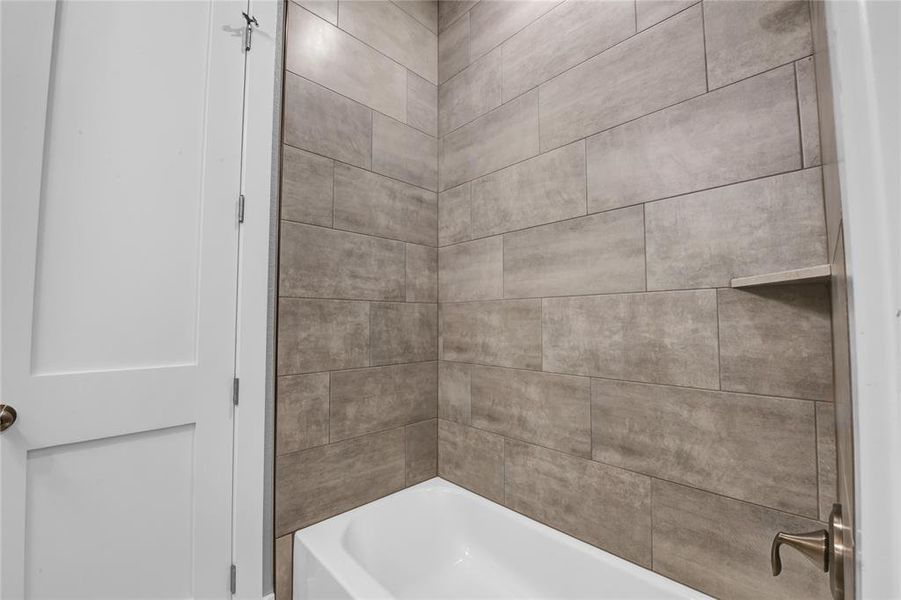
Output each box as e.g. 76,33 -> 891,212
771,529 -> 829,576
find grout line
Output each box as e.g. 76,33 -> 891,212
642,203 -> 649,291
280,216 -> 437,249
814,401 -> 822,519
793,60 -> 806,166
700,0 -> 709,92
715,288 -> 723,390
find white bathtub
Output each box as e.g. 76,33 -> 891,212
293,478 -> 711,599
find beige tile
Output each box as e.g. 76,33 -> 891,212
470,140 -> 586,238
592,379 -> 818,516
275,534 -> 293,600
295,0 -> 337,24
283,74 -> 372,169
339,0 -> 437,83
635,0 -> 697,30
438,47 -> 502,136
286,3 -> 406,121
279,222 -> 405,301
334,163 -> 437,246
438,419 -> 504,502
405,419 -> 438,484
281,145 -> 333,227
645,168 -> 827,290
440,300 -> 542,369
275,428 -> 405,534
438,237 -> 503,302
277,298 -> 369,374
438,361 -> 471,424
469,0 -> 560,61
440,89 -> 539,190
438,0 -> 476,32
439,11 -> 470,84
542,290 -> 719,388
503,206 -> 646,298
705,0 -> 813,90
652,480 -> 832,600
817,402 -> 837,521
406,243 -> 438,302
505,439 -> 652,567
587,64 -> 800,211
718,286 -> 833,401
393,0 -> 438,34
329,362 -> 437,442
501,0 -> 635,102
538,5 -> 705,151
373,114 -> 439,191
472,366 -> 590,457
276,374 -> 329,455
407,71 -> 438,136
796,56 -> 822,167
438,183 -> 472,246
370,302 -> 438,365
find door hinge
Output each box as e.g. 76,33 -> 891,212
238,194 -> 245,224
232,377 -> 240,406
230,564 -> 237,595
242,12 -> 259,52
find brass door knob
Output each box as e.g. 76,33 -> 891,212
0,404 -> 16,432
771,529 -> 828,575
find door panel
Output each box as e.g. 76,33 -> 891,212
1,0 -> 246,598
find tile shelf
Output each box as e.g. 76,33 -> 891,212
730,264 -> 832,288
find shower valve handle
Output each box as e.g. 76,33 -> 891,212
771,529 -> 828,576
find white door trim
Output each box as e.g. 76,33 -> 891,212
232,0 -> 281,598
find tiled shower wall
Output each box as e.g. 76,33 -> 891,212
274,1 -> 440,596
435,1 -> 836,599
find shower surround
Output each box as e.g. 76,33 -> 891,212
275,2 -> 837,599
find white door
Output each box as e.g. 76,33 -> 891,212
1,1 -> 246,598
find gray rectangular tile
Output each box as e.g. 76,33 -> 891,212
542,291 -> 719,388
277,298 -> 369,374
718,286 -> 833,401
277,373 -> 330,455
440,299 -> 542,369
438,47 -> 502,136
635,0 -> 697,30
592,379 -> 818,516
339,0 -> 437,83
586,64 -> 800,211
275,428 -> 405,534
286,3 -> 406,121
406,243 -> 438,302
373,113 -> 439,191
279,221 -> 405,300
438,0 -> 476,32
505,439 -> 652,567
503,206 -> 646,298
704,0 -> 813,90
370,302 -> 438,365
539,5 -> 705,151
334,163 -> 437,246
281,145 -> 333,227
407,70 -> 438,136
645,168 -> 827,290
501,0 -> 635,102
393,0 -> 438,34
440,89 -> 539,190
796,56 -> 821,167
817,402 -> 837,521
283,74 -> 372,169
439,361 -> 471,424
472,366 -> 590,457
405,419 -> 438,485
469,0 -> 560,61
438,419 -> 504,502
295,0 -> 338,24
438,236 -> 503,302
470,140 -> 585,238
275,534 -> 293,600
652,480 -> 832,600
438,10 -> 469,84
329,362 -> 437,442
438,183 -> 472,246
